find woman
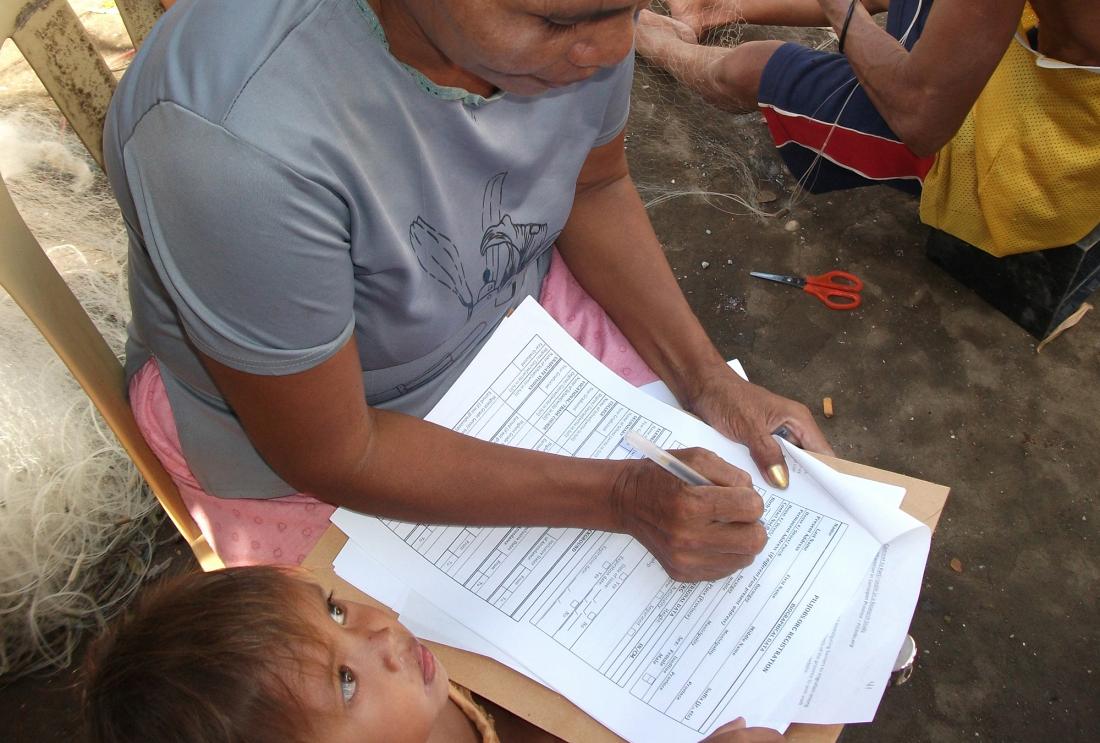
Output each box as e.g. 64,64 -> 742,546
106,0 -> 830,577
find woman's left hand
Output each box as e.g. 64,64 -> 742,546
688,368 -> 834,490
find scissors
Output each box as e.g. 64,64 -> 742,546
750,270 -> 863,310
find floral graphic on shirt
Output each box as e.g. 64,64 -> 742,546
409,172 -> 560,317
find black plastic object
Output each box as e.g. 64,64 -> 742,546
925,226 -> 1100,339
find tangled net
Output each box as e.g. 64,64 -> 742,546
630,2 -> 837,219
0,107 -> 163,679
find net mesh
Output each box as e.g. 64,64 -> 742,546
630,2 -> 837,219
0,4 -> 163,679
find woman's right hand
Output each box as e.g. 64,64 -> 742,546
610,448 -> 768,583
700,717 -> 785,742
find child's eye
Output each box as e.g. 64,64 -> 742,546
326,591 -> 347,626
339,667 -> 357,704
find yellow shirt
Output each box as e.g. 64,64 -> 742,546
919,7 -> 1100,256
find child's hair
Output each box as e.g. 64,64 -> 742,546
82,566 -> 331,743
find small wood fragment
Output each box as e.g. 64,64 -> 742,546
1036,302 -> 1092,353
949,557 -> 964,573
822,397 -> 834,418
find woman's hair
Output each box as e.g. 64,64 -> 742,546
82,566 -> 330,743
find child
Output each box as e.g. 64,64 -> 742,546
82,567 -> 782,742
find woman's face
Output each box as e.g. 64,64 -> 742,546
403,0 -> 648,95
291,587 -> 451,743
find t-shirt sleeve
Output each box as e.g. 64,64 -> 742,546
593,50 -> 636,147
122,102 -> 355,375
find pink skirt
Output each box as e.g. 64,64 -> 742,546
131,250 -> 656,566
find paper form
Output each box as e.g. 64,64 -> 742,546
613,365 -> 932,726
790,526 -> 931,723
332,541 -> 549,686
331,297 -> 910,740
331,359 -> 747,694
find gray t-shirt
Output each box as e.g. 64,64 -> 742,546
104,0 -> 632,498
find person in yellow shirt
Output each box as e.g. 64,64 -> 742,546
636,0 -> 1100,258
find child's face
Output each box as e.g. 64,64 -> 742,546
291,586 -> 451,742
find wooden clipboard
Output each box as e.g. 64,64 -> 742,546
303,453 -> 949,743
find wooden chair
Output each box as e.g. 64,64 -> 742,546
0,0 -> 223,570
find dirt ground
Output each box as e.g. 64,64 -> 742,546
2,5 -> 1098,743
628,34 -> 1100,742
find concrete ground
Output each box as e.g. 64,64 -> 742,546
2,6 -> 1097,743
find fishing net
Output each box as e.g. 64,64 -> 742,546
629,2 -> 838,219
0,5 -> 163,680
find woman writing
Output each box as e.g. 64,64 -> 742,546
106,0 -> 830,579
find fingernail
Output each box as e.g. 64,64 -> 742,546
767,464 -> 789,490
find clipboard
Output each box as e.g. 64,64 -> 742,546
303,453 -> 949,743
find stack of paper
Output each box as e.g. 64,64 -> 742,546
330,298 -> 930,741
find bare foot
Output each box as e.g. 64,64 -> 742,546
636,9 -> 699,62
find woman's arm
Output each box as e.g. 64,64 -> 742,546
199,342 -> 618,528
198,338 -> 768,582
555,132 -> 832,488
816,0 -> 1025,156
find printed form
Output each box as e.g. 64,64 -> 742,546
332,298 -> 929,741
632,374 -> 933,726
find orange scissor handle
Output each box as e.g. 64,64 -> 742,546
806,270 -> 864,291
803,270 -> 863,310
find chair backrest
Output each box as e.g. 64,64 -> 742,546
0,0 -> 223,571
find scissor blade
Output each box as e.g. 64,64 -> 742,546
750,271 -> 805,288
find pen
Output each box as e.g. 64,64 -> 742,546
622,431 -> 713,486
